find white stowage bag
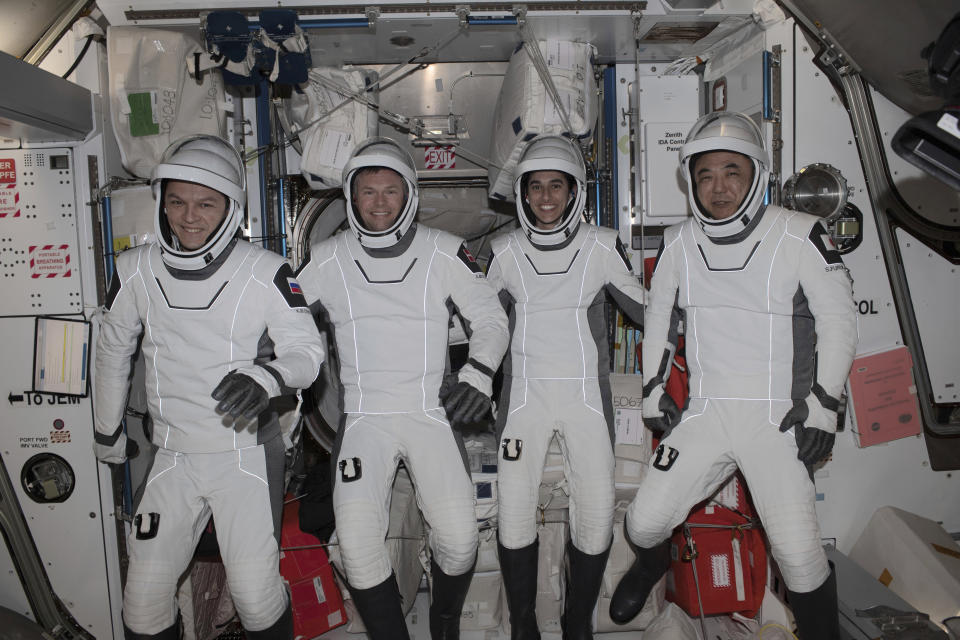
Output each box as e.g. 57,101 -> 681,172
282,67 -> 378,190
107,27 -> 227,178
642,602 -> 702,640
487,40 -> 598,201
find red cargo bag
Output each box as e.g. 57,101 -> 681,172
279,497 -> 347,638
666,497 -> 767,618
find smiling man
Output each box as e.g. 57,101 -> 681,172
352,166 -> 408,231
94,135 -> 325,640
485,136 -> 646,640
161,180 -> 231,249
691,150 -> 753,220
609,112 -> 858,640
296,137 -> 508,640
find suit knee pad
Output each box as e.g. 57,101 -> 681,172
496,492 -> 538,550
425,497 -> 478,577
430,527 -> 479,577
625,495 -> 677,549
335,500 -> 392,589
761,501 -> 831,593
226,561 -> 287,631
122,561 -> 179,634
569,480 -> 614,555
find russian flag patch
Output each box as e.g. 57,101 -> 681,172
288,278 -> 303,295
457,244 -> 482,274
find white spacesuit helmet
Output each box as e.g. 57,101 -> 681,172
151,135 -> 246,270
341,137 -> 420,249
679,112 -> 771,238
514,135 -> 587,246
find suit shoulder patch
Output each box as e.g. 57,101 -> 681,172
456,243 -> 482,274
104,272 -> 122,311
807,222 -> 843,265
273,262 -> 309,308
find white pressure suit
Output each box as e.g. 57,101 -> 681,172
94,136 -> 324,639
299,224 -> 508,588
487,217 -> 645,555
487,136 -> 645,640
622,113 -> 858,601
624,204 -> 856,589
295,139 -> 509,632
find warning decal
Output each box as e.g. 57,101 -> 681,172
0,158 -> 20,218
424,146 -> 455,170
29,245 -> 72,278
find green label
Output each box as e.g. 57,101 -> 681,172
127,92 -> 159,137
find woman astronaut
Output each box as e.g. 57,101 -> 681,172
485,135 -> 646,640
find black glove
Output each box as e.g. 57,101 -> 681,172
439,373 -> 458,404
642,385 -> 682,438
212,372 -> 270,420
440,380 -> 491,429
125,438 -> 140,460
779,398 -> 836,466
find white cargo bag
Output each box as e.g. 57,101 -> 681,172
108,27 -> 227,178
282,67 -> 378,189
487,40 -> 598,201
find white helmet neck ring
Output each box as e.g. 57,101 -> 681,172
342,138 -> 419,249
513,136 -> 588,247
151,135 -> 246,271
679,113 -> 771,239
518,182 -> 585,247
686,155 -> 768,238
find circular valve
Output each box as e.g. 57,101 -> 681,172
21,453 -> 75,503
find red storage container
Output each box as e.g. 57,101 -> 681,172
280,498 -> 347,639
666,479 -> 766,618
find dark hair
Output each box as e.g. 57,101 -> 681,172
690,150 -> 755,182
689,151 -> 756,218
160,179 -> 229,211
520,170 -> 576,198
158,179 -> 231,247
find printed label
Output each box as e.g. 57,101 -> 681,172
424,145 -> 455,169
0,158 -> 19,218
29,245 -> 72,278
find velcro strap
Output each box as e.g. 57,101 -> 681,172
262,364 -> 290,395
642,347 -> 673,397
467,357 -> 495,378
95,422 -> 124,446
812,382 -> 840,412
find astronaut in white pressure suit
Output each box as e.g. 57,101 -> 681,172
94,135 -> 325,640
485,136 -> 646,640
295,137 -> 509,640
609,112 -> 857,640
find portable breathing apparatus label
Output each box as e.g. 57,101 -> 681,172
0,158 -> 19,218
29,245 -> 72,278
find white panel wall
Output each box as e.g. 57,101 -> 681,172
785,23 -> 959,550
